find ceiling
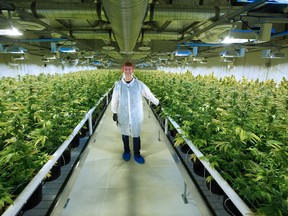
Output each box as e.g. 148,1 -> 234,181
0,0 -> 288,68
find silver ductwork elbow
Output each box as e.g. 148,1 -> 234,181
102,0 -> 148,54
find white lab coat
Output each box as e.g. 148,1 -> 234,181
111,77 -> 159,137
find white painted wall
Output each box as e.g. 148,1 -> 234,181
0,53 -> 96,78
158,48 -> 288,83
1,48 -> 287,83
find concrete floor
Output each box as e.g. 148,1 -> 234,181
50,101 -> 203,216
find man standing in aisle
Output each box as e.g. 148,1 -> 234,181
111,62 -> 159,164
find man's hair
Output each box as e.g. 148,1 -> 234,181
122,62 -> 134,71
123,62 -> 133,67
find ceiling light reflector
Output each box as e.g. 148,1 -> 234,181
59,46 -> 77,53
0,27 -> 22,36
221,37 -> 254,44
174,50 -> 192,57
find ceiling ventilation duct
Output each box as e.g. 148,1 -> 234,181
141,31 -> 184,41
51,30 -> 112,41
101,0 -> 148,54
145,5 -> 227,22
31,2 -> 106,20
74,31 -> 112,40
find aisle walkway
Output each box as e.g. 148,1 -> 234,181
51,101 -> 202,216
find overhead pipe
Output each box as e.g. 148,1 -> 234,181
145,5 -> 226,22
50,30 -> 112,40
271,30 -> 288,39
71,30 -> 112,40
142,31 -> 184,41
0,38 -> 67,43
0,2 -> 76,43
101,0 -> 148,54
178,0 -> 267,44
30,2 -> 107,21
18,2 -> 238,22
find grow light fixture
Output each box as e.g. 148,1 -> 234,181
102,45 -> 115,50
138,46 -> 151,51
58,46 -> 78,53
220,48 -> 245,58
193,57 -> 205,62
236,0 -> 288,4
0,12 -> 23,36
200,59 -> 207,64
43,54 -> 57,60
92,60 -> 102,66
41,58 -> 50,63
5,46 -> 27,54
174,50 -> 192,57
270,52 -> 286,58
221,29 -> 257,44
82,53 -> 94,59
0,27 -> 22,36
220,57 -> 235,63
11,55 -> 25,61
221,37 -> 252,44
261,49 -> 286,58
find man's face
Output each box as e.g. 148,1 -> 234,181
123,66 -> 134,76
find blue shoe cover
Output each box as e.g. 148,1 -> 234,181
122,152 -> 131,161
134,155 -> 145,164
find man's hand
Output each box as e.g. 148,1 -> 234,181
151,101 -> 160,109
113,113 -> 118,122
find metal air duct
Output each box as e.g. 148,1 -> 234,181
31,2 -> 106,20
145,5 -> 224,22
141,31 -> 184,41
101,0 -> 148,54
50,30 -> 112,41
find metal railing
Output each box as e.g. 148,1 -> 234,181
2,89 -> 112,216
161,110 -> 253,216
